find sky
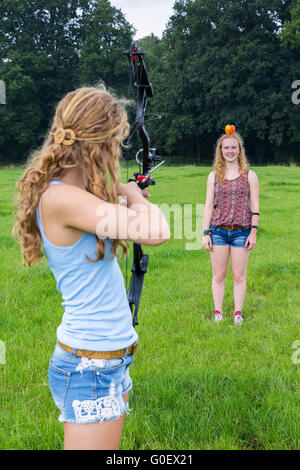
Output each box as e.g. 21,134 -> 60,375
109,0 -> 175,39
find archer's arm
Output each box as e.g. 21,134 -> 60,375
43,182 -> 170,247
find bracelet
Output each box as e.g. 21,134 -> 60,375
251,212 -> 260,216
251,225 -> 258,229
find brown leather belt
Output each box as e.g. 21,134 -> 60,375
220,225 -> 250,230
58,340 -> 138,359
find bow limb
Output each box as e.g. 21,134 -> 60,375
128,244 -> 149,327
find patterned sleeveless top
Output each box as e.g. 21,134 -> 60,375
211,169 -> 251,227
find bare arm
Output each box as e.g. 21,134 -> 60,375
203,171 -> 215,228
203,171 -> 215,251
248,170 -> 260,232
44,182 -> 170,247
244,170 -> 259,250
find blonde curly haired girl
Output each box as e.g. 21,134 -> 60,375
13,85 -> 170,450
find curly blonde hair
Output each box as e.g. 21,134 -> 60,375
213,132 -> 249,184
13,85 -> 130,267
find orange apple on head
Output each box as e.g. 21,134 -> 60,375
225,124 -> 235,135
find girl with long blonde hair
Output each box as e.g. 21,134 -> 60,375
202,127 -> 260,324
13,86 -> 170,450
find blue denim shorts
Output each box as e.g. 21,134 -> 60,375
48,342 -> 134,424
210,224 -> 251,247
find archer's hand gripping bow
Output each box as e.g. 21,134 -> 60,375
124,42 -> 165,327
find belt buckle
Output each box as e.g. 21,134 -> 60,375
125,341 -> 139,356
132,341 -> 139,354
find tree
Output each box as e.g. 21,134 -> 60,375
76,0 -> 134,95
148,0 -> 299,163
0,0 -> 134,164
281,0 -> 300,50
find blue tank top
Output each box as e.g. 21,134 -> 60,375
35,180 -> 138,351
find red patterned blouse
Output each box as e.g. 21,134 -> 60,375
211,170 -> 251,227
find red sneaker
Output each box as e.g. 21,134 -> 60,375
214,310 -> 224,322
233,311 -> 243,324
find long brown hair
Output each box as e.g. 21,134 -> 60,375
213,132 -> 249,184
13,85 -> 130,267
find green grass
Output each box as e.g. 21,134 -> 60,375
0,165 -> 299,450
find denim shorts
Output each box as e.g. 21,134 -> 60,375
209,224 -> 251,247
48,342 -> 134,424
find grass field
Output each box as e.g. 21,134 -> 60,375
0,165 -> 299,450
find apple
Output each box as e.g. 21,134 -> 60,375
225,124 -> 236,134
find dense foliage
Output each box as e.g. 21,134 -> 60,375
0,0 -> 299,164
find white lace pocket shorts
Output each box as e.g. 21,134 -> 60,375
48,342 -> 134,424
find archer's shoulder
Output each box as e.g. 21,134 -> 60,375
44,182 -> 86,200
42,182 -> 104,212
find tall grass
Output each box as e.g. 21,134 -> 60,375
0,165 -> 299,449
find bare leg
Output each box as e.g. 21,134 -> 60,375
230,247 -> 250,311
63,392 -> 129,450
210,244 -> 230,312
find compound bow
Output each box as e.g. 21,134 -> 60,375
124,41 -> 164,327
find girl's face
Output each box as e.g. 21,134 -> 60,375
221,138 -> 240,164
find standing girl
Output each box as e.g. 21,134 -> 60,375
13,86 -> 170,449
202,127 -> 259,324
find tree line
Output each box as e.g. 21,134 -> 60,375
0,0 -> 299,165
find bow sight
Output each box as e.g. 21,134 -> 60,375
124,41 -> 165,327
